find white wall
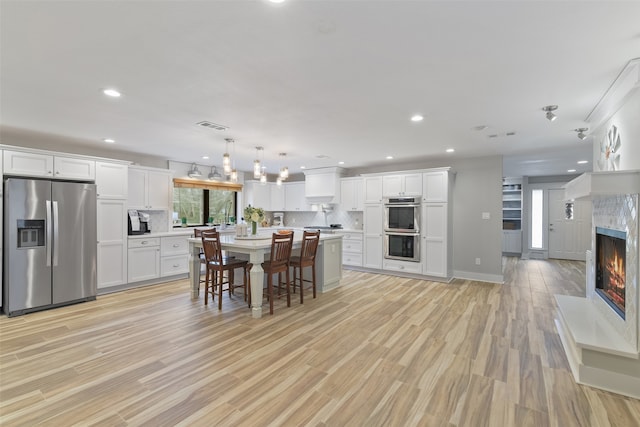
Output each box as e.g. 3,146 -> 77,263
592,88 -> 640,171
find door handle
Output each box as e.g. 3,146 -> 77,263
53,200 -> 59,266
46,200 -> 52,266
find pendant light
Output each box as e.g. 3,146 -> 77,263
223,138 -> 233,175
253,146 -> 263,179
208,166 -> 222,180
187,163 -> 202,178
260,166 -> 267,184
279,153 -> 289,180
230,139 -> 238,182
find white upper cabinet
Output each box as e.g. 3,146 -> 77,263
271,184 -> 286,211
3,150 -> 54,178
244,181 -> 272,211
382,173 -> 422,197
422,170 -> 449,203
127,166 -> 171,210
363,176 -> 383,204
304,167 -> 344,204
96,161 -> 128,199
54,156 -> 95,180
3,150 -> 95,181
285,182 -> 309,211
340,178 -> 364,211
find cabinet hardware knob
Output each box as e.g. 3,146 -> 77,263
173,264 -> 179,267
141,241 -> 148,244
173,244 -> 179,247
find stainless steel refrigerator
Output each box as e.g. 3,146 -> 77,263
3,178 -> 97,317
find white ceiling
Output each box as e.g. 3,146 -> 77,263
1,1 -> 638,177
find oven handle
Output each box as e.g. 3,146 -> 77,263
384,231 -> 420,236
384,203 -> 421,208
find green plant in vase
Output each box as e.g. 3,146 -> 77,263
243,205 -> 264,235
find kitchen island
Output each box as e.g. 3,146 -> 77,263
188,232 -> 343,318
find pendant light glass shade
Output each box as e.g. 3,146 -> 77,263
223,138 -> 234,175
223,153 -> 231,174
230,168 -> 238,182
276,176 -> 282,186
278,153 -> 289,180
260,166 -> 267,184
253,146 -> 263,179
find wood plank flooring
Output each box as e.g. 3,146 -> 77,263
1,258 -> 640,426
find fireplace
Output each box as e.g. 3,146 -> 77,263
595,226 -> 626,319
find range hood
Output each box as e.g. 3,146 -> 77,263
304,167 -> 345,204
564,170 -> 640,200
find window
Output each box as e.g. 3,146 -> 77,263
531,189 -> 543,249
173,188 -> 236,227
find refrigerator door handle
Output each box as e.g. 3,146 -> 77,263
46,200 -> 52,266
53,200 -> 60,266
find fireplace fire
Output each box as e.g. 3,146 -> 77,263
595,227 -> 626,319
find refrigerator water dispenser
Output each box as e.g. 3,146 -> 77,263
17,219 -> 45,248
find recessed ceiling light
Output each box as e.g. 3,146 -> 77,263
102,138 -> 115,143
386,156 -> 393,160
577,160 -> 589,164
338,161 -> 345,165
268,0 -> 285,3
410,114 -> 424,122
300,166 -> 306,169
103,89 -> 121,98
446,148 -> 455,153
202,156 -> 209,160
472,125 -> 488,131
567,169 -> 577,173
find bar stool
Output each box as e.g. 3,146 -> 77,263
261,232 -> 294,315
194,227 -> 216,287
290,230 -> 320,303
201,231 -> 250,309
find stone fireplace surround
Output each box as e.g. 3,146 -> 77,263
556,171 -> 640,398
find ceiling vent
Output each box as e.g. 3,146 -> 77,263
196,121 -> 229,131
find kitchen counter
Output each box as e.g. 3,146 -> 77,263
128,227 -> 237,239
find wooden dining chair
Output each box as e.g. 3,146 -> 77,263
290,230 -> 320,303
201,230 -> 250,309
194,228 -> 216,287
261,232 -> 294,315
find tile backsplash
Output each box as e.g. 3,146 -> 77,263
275,210 -> 363,230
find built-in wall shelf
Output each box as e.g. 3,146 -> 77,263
502,177 -> 522,254
502,177 -> 522,230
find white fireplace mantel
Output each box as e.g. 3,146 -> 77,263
564,170 -> 640,200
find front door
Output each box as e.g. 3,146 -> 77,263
548,188 -> 591,260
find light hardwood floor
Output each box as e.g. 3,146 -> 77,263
1,258 -> 639,426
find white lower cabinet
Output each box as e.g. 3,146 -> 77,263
422,203 -> 449,278
383,259 -> 422,274
338,232 -> 363,267
160,235 -> 189,276
128,238 -> 161,282
502,230 -> 522,253
363,204 -> 383,269
97,199 -> 128,288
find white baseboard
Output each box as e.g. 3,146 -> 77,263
452,270 -> 504,284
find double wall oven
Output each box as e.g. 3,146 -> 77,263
384,197 -> 420,262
